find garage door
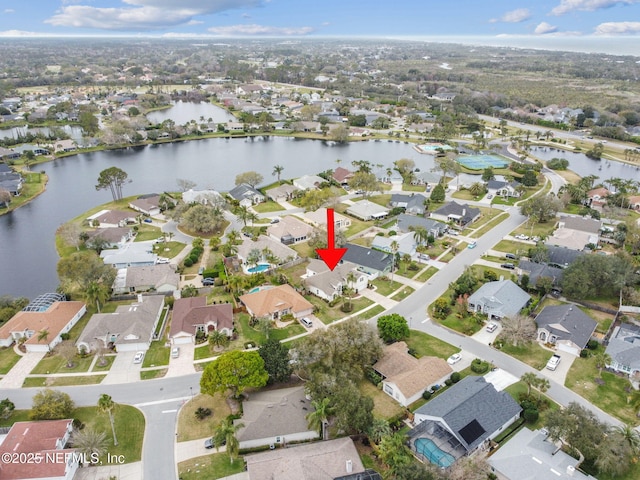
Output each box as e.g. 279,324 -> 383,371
557,343 -> 579,357
172,336 -> 193,345
117,343 -> 149,352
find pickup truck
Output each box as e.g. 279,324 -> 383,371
546,354 -> 561,371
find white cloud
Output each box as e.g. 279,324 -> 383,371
500,8 -> 532,23
594,21 -> 640,34
551,0 -> 640,16
207,24 -> 314,36
534,22 -> 559,34
4,9 -> 15,14
45,0 -> 264,30
0,30 -> 46,36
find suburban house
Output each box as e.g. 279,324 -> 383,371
332,167 -> 354,185
239,284 -> 313,320
486,180 -> 522,198
488,428 -> 597,480
129,193 -> 161,216
0,419 -> 79,480
303,259 -> 368,302
341,243 -> 394,279
604,323 -> 640,377
293,174 -> 326,191
237,235 -> 298,270
85,227 -> 133,249
0,300 -> 86,353
546,245 -> 585,269
546,216 -> 602,251
304,207 -> 351,230
373,341 -> 452,407
517,260 -> 564,289
228,183 -> 265,207
265,184 -> 299,202
411,171 -> 443,187
467,280 -> 531,320
431,201 -> 481,228
535,305 -> 597,356
0,163 -> 23,196
170,298 -> 233,344
235,386 -> 318,450
87,209 -> 136,228
409,376 -> 522,466
76,295 -> 164,353
112,264 -> 180,295
390,193 -> 428,215
182,189 -> 225,206
245,437 -> 376,480
346,200 -> 389,221
396,214 -> 447,237
628,195 -> 640,210
100,242 -> 157,268
372,231 -> 418,258
267,215 -> 314,245
586,187 -> 609,210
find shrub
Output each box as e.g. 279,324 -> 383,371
470,358 -> 489,374
445,379 -> 452,386
388,230 -> 397,236
366,367 -> 382,386
523,408 -> 539,423
587,339 -> 599,350
60,333 -> 70,341
408,262 -> 419,271
450,372 -> 461,383
195,407 -> 212,420
422,390 -> 432,400
484,270 -> 498,281
183,257 -> 193,267
580,349 -> 589,358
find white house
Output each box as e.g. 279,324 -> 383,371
303,259 -> 367,302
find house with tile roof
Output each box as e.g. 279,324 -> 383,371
245,437 -> 369,480
112,264 -> 180,295
341,243 -> 394,279
86,209 -> 137,228
409,376 -> 521,466
0,301 -> 86,352
304,207 -> 351,230
488,428 -> 596,480
467,280 -> 531,321
76,295 -> 164,353
265,184 -> 299,202
535,305 -> 597,356
85,226 -> 133,249
332,167 -> 354,185
237,235 -> 298,271
303,259 -> 367,302
182,189 -> 225,206
239,285 -> 313,320
372,231 -> 418,258
374,341 -> 452,407
546,216 -> 601,251
0,419 -> 78,480
129,193 -> 161,216
170,298 -> 233,344
293,174 -> 326,191
605,323 -> 640,377
586,187 -> 609,210
267,215 -> 314,245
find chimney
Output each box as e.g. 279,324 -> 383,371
567,465 -> 576,476
462,208 -> 466,217
346,460 -> 353,473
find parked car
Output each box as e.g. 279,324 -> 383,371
198,266 -> 204,275
300,317 -> 313,328
546,354 -> 561,371
171,347 -> 180,358
143,218 -> 153,223
468,241 -> 477,249
486,322 -> 498,333
156,257 -> 170,264
447,353 -> 462,365
202,277 -> 215,286
501,263 -> 515,269
133,351 -> 144,364
486,194 -> 493,199
270,217 -> 280,224
205,438 -> 224,449
505,253 -> 516,260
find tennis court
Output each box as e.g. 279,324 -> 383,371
457,154 -> 510,170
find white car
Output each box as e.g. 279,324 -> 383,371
486,322 -> 498,333
133,351 -> 144,364
447,353 -> 462,365
171,347 -> 180,358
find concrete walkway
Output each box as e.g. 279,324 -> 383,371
73,461 -> 142,480
175,437 -> 226,463
102,351 -> 142,385
0,352 -> 46,388
165,343 -> 196,378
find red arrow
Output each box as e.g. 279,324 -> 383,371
316,208 -> 347,271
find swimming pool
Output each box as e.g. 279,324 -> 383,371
247,263 -> 271,274
418,143 -> 454,152
457,154 -> 510,170
415,438 -> 456,468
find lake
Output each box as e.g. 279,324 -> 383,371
146,101 -> 236,125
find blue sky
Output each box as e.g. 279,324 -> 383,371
1,0 -> 640,38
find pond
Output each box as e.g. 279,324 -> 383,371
146,101 -> 236,125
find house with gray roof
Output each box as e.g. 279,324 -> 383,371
228,183 -> 265,207
546,215 -> 601,251
390,193 -> 428,215
411,171 -> 442,186
371,231 -> 417,258
267,215 -> 313,245
182,189 -> 225,206
409,376 -> 521,466
605,323 -> 640,377
489,428 -> 596,480
303,259 -> 367,302
346,200 -> 389,221
517,260 -> 564,289
76,295 -> 164,353
535,305 -> 597,356
265,183 -> 299,202
100,242 -> 157,268
486,180 -> 522,198
129,194 -> 161,216
431,201 -> 480,228
546,245 -> 585,268
112,264 -> 179,295
341,243 -> 393,279
467,280 -> 531,320
85,227 -> 133,250
293,174 -> 326,191
396,214 -> 447,237
235,386 -> 318,450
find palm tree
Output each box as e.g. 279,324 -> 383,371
614,424 -> 640,453
235,205 -> 251,227
594,351 -> 612,377
306,398 -> 333,439
214,418 -> 244,465
367,418 -> 391,444
71,428 -> 108,464
535,377 -> 550,402
410,226 -> 429,247
521,372 -> 538,397
208,330 -> 229,351
389,240 -> 399,283
84,281 -> 110,313
377,432 -> 411,474
469,182 -> 485,197
37,329 -> 49,344
98,394 -> 118,446
272,165 -> 284,184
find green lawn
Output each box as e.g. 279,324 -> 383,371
440,312 -> 483,336
152,241 -> 186,258
511,220 -> 557,239
367,194 -> 392,208
496,341 -> 553,370
504,381 -> 560,431
415,267 -> 438,283
252,201 -> 285,213
142,341 -> 170,368
391,286 -> 414,301
565,347 -> 639,426
469,212 -> 508,239
177,393 -> 232,442
358,305 -> 385,319
370,278 -> 403,297
360,380 -> 405,419
305,295 -> 374,325
194,344 -> 215,361
405,330 -> 459,360
235,313 -> 305,346
0,347 -> 22,375
493,239 -> 534,255
178,453 -> 245,480
0,409 -> 30,427
402,184 -> 427,192
133,224 -> 163,241
74,404 -> 145,463
22,375 -> 106,387
91,355 -> 115,372
140,368 -> 168,380
30,353 -> 95,375
290,241 -> 315,259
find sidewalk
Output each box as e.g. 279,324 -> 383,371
359,288 -> 398,310
73,462 -> 142,480
175,437 -> 226,463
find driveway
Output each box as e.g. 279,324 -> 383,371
73,462 -> 142,480
165,343 -> 196,378
175,437 -> 226,463
539,351 -> 576,384
0,351 -> 46,388
471,322 -> 502,346
102,351 -> 143,385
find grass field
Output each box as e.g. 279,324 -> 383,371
22,375 -> 106,387
470,212 -> 508,239
177,393 -> 232,442
391,286 -> 414,301
178,453 -> 244,480
31,353 -> 94,375
0,347 -> 21,375
415,267 -> 438,283
496,341 -> 553,370
370,278 -> 403,297
359,381 -> 405,419
142,340 -> 170,368
140,368 -> 168,380
252,201 -> 285,213
305,295 -> 374,325
405,330 -> 459,360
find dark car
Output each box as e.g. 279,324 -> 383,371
143,218 -> 152,223
501,263 -> 515,269
202,277 -> 215,286
205,438 -> 224,449
505,253 -> 516,260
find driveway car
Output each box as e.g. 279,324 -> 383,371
133,351 -> 144,364
143,218 -> 152,223
486,322 -> 498,333
205,438 -> 224,449
501,263 -> 515,269
447,353 -> 462,365
270,217 -> 280,224
171,347 -> 180,358
202,277 -> 215,286
300,317 -> 313,328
